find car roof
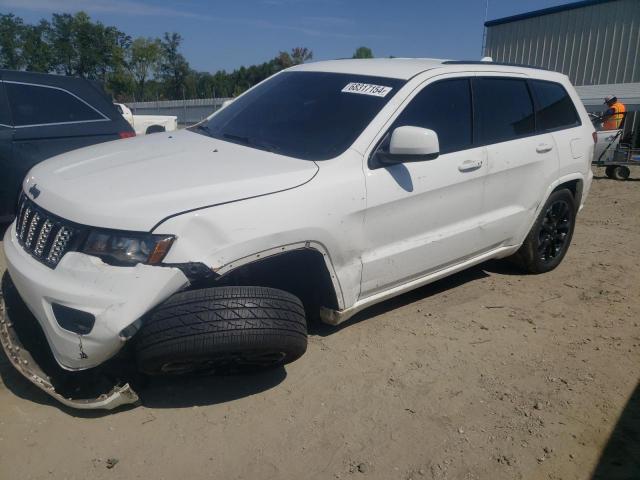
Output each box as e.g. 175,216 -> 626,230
289,58 -> 566,81
290,58 -> 447,80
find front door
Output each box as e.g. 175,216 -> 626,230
360,77 -> 487,298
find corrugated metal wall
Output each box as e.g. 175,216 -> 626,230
484,0 -> 640,86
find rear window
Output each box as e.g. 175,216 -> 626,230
530,80 -> 581,131
474,78 -> 535,144
5,82 -> 106,127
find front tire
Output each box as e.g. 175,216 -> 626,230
510,189 -> 576,274
135,286 -> 307,375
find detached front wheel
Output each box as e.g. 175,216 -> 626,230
135,286 -> 307,375
510,189 -> 576,274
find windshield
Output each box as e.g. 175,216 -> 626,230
192,71 -> 405,160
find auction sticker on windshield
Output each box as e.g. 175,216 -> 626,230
341,83 -> 393,97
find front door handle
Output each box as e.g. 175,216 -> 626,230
458,159 -> 483,172
536,143 -> 554,154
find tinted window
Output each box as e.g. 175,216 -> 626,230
0,83 -> 10,126
391,78 -> 472,154
530,80 -> 580,131
474,78 -> 535,144
6,82 -> 105,126
195,72 -> 405,161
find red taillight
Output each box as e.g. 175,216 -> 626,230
592,131 -> 597,143
119,131 -> 136,139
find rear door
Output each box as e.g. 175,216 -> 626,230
360,76 -> 487,297
474,76 -> 560,248
0,78 -> 15,220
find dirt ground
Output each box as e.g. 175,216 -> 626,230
0,169 -> 639,480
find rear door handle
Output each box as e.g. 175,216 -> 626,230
536,143 -> 554,154
458,159 -> 483,172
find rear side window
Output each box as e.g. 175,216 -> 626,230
474,78 -> 535,144
5,82 -> 106,127
392,78 -> 472,154
530,80 -> 580,131
0,83 -> 10,126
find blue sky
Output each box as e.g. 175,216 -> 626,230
0,0 -> 577,72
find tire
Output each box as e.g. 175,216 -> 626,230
510,189 -> 576,274
611,165 -> 630,181
135,286 -> 307,375
605,165 -> 615,179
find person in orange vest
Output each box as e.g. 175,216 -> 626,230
602,95 -> 626,130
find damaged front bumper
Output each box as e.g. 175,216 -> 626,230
3,225 -> 189,371
0,293 -> 139,410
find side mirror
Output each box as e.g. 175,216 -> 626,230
377,126 -> 440,165
390,126 -> 439,157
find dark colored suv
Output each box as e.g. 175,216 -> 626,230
0,70 -> 134,222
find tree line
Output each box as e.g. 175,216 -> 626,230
0,12 -> 374,102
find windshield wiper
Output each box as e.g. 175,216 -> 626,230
192,123 -> 212,135
222,133 -> 279,153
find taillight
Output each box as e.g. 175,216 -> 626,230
119,131 -> 136,139
592,131 -> 597,143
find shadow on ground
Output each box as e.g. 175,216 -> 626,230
0,257 -> 535,415
1,271 -> 287,416
591,381 -> 640,480
309,263 -> 493,336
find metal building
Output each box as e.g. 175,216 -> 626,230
483,0 -> 640,146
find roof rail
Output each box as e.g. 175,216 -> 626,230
442,60 -> 554,72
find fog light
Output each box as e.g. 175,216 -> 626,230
52,303 -> 95,335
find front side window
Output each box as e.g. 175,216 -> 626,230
529,80 -> 580,131
390,78 -> 473,154
5,82 -> 105,126
474,78 -> 535,144
192,71 -> 405,161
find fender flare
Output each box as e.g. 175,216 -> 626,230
212,241 -> 346,310
520,172 -> 586,244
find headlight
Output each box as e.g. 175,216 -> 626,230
82,231 -> 175,266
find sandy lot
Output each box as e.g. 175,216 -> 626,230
1,170 -> 638,480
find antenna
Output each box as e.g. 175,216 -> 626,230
481,0 -> 489,57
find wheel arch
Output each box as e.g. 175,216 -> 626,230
210,242 -> 345,315
145,124 -> 166,134
552,177 -> 583,208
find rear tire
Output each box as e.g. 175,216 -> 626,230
611,165 -> 630,180
135,286 -> 307,375
509,189 -> 576,274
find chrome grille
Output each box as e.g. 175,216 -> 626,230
15,195 -> 80,268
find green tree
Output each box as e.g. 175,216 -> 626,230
49,12 -> 128,80
290,47 -> 312,65
128,37 -> 161,100
20,20 -> 53,71
158,32 -> 190,99
352,46 -> 374,59
0,14 -> 24,69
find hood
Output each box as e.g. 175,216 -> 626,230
24,130 -> 319,231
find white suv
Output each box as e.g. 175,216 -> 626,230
1,59 -> 594,409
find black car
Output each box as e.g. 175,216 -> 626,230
0,70 -> 135,222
